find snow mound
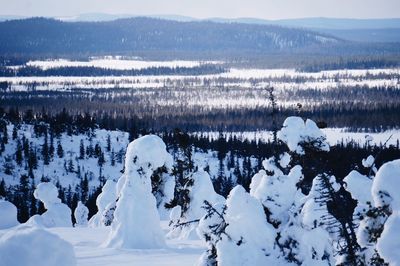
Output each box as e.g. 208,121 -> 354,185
0,226 -> 76,266
0,200 -> 19,229
104,135 -> 171,249
278,116 -> 329,155
376,212 -> 400,266
371,159 -> 400,210
33,182 -> 72,227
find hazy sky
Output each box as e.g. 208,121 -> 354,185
1,0 -> 399,19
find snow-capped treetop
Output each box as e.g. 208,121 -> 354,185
372,159 -> 400,211
262,157 -> 283,177
33,182 -> 61,207
125,135 -> 173,174
344,170 -> 372,208
32,182 -> 72,227
74,201 -> 89,227
0,200 -> 19,229
168,170 -> 224,240
279,152 -> 291,168
186,170 -> 225,220
278,116 -> 329,155
96,180 -> 117,213
251,165 -> 304,225
362,155 -> 375,168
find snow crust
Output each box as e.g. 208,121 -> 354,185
0,200 -> 19,229
0,226 -> 76,266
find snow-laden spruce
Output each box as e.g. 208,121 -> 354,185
343,170 -> 372,219
168,170 -> 224,240
0,226 -> 76,266
372,159 -> 400,265
0,200 -> 19,229
250,157 -> 303,226
74,201 -> 89,227
104,135 -> 173,249
198,185 -> 277,266
278,116 -> 329,155
29,182 -> 72,227
88,179 -> 117,227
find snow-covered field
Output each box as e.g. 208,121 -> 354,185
45,223 -> 204,266
10,58 -> 220,70
193,128 -> 400,146
2,65 -> 399,92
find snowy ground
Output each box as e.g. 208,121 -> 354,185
0,222 -> 205,266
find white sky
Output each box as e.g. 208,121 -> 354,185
0,0 -> 399,20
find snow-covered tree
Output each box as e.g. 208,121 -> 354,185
168,170 -> 224,240
104,135 -> 172,249
74,201 -> 89,227
357,159 -> 400,265
88,179 -> 117,227
29,182 -> 72,227
198,185 -> 278,266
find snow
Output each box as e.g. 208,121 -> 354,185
193,128 -> 400,147
104,135 -> 171,249
168,170 -> 224,240
301,175 -> 339,230
251,163 -> 303,225
277,116 -> 329,154
362,155 -> 375,168
371,159 -> 400,211
23,58 -> 218,70
36,224 -> 204,266
33,182 -> 73,227
0,125 -> 129,189
0,200 -> 19,229
215,186 -> 277,266
33,182 -> 60,206
0,226 -> 76,266
279,152 -> 291,168
89,180 -> 117,227
343,170 -> 372,217
74,201 -> 89,227
376,212 -> 400,266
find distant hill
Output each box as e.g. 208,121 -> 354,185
0,17 -> 344,57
